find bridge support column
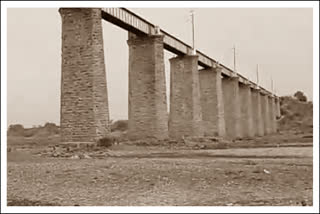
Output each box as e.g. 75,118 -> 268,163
127,33 -> 168,140
269,96 -> 277,133
199,67 -> 226,137
261,93 -> 271,135
239,83 -> 254,138
275,97 -> 281,118
222,76 -> 241,139
274,97 -> 279,132
59,8 -> 110,142
169,55 -> 203,138
275,97 -> 281,132
251,88 -> 264,136
268,96 -> 273,133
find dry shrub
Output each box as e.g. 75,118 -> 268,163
111,120 -> 128,132
97,136 -> 116,148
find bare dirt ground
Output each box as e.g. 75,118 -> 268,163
7,131 -> 313,206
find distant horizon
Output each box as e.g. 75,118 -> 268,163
7,92 -> 313,128
7,8 -> 313,128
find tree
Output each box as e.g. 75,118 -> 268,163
7,124 -> 25,136
44,122 -> 59,134
294,91 -> 307,102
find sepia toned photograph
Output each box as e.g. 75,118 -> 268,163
1,1 -> 319,213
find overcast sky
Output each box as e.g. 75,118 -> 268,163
7,8 -> 313,127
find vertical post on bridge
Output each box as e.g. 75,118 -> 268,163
233,45 -> 236,74
190,10 -> 196,55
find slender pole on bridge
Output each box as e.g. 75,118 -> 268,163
256,64 -> 259,86
190,10 -> 196,55
233,45 -> 237,75
271,75 -> 274,93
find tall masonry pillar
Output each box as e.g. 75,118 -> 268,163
251,88 -> 264,136
59,8 -> 110,142
239,82 -> 254,138
127,33 -> 168,140
222,76 -> 241,139
269,96 -> 277,133
199,66 -> 226,137
268,96 -> 274,133
169,55 -> 203,139
261,93 -> 271,135
274,96 -> 279,132
275,97 -> 281,118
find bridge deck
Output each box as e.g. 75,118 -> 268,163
101,8 -> 273,96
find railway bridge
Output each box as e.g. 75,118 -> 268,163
59,8 -> 280,142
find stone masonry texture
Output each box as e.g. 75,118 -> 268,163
251,88 -> 264,136
275,97 -> 281,118
59,8 -> 110,143
269,96 -> 277,133
275,97 -> 280,132
222,76 -> 241,139
127,33 -> 168,140
199,67 -> 226,137
239,83 -> 254,138
268,96 -> 273,133
169,55 -> 203,139
261,93 -> 271,135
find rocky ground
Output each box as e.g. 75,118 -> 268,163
7,130 -> 313,206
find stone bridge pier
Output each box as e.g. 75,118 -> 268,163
222,76 -> 241,139
169,55 -> 203,139
127,33 -> 168,140
269,96 -> 277,133
199,66 -> 226,137
261,93 -> 271,135
239,82 -> 254,138
251,88 -> 264,136
59,8 -> 110,143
